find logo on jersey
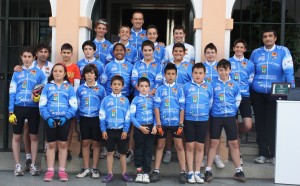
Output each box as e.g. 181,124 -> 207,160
112,109 -> 116,117
262,65 -> 267,74
193,95 -> 197,103
120,97 -> 125,104
30,70 -> 36,75
85,97 -> 89,106
53,94 -> 58,101
182,63 -> 188,70
219,93 -> 224,101
202,84 -> 208,89
156,47 -> 160,53
241,61 -> 247,67
234,73 -> 239,80
142,73 -> 147,77
102,43 -> 108,50
272,52 -> 277,57
227,82 -> 234,88
126,48 -> 131,53
206,77 -> 212,82
142,104 -> 147,110
172,88 -> 177,94
63,84 -> 69,90
22,81 -> 27,89
165,99 -> 170,107
122,63 -> 128,70
140,33 -> 145,39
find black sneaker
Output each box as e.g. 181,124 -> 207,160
179,172 -> 187,184
204,171 -> 213,182
67,150 -> 72,160
234,171 -> 246,182
150,171 -> 160,182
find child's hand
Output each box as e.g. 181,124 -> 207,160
14,65 -> 22,72
151,126 -> 157,135
102,132 -> 108,140
174,124 -> 184,136
140,126 -> 150,134
121,132 -> 127,139
156,125 -> 164,136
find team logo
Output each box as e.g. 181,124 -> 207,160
93,87 -> 99,91
142,104 -> 147,110
102,43 -> 107,50
151,63 -> 157,67
126,48 -> 131,53
53,94 -> 58,101
202,84 -> 207,89
142,73 -> 147,77
219,93 -> 224,101
206,77 -> 211,82
63,84 -> 69,90
234,73 -> 239,80
120,97 -> 125,104
156,47 -> 160,53
30,70 -> 36,75
227,82 -> 234,88
272,52 -> 277,57
165,99 -> 170,107
112,109 -> 116,117
140,33 -> 145,39
22,81 -> 27,89
172,88 -> 177,93
261,65 -> 267,74
122,63 -> 128,70
213,66 -> 217,69
85,97 -> 89,106
193,95 -> 197,103
241,61 -> 247,67
182,63 -> 188,70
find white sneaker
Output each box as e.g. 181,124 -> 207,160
194,172 -> 204,183
143,173 -> 150,183
187,172 -> 196,183
135,173 -> 143,183
201,156 -> 207,167
30,164 -> 40,176
254,156 -> 266,164
214,155 -> 225,168
91,168 -> 100,179
14,164 -> 24,176
126,151 -> 134,163
240,155 -> 243,166
162,152 -> 171,163
100,147 -> 107,159
76,168 -> 91,178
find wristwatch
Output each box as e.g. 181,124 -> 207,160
179,123 -> 184,128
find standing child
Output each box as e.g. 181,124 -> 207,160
151,63 -> 187,183
39,63 -> 77,182
9,46 -> 46,176
76,64 -> 106,179
183,63 -> 213,184
99,75 -> 133,183
204,59 -> 245,183
130,77 -> 157,183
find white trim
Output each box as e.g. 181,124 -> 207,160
49,0 -> 57,16
224,0 -> 236,58
191,0 -> 203,62
78,28 -> 91,60
51,27 -> 56,63
191,0 -> 203,18
226,0 -> 236,18
80,0 -> 96,18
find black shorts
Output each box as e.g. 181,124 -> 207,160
106,129 -> 128,154
79,116 -> 101,141
13,106 -> 40,135
45,119 -> 71,142
184,120 -> 208,143
210,116 -> 237,141
157,126 -> 182,139
236,97 -> 252,119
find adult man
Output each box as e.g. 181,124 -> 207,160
250,28 -> 295,165
129,11 -> 147,50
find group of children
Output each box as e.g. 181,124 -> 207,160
8,11 -> 254,184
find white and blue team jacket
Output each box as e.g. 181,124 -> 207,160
76,82 -> 106,117
229,56 -> 254,97
106,42 -> 138,65
100,59 -> 134,97
183,80 -> 213,121
33,60 -> 53,78
130,94 -> 155,128
129,28 -> 147,50
139,42 -> 166,64
9,64 -> 47,113
171,61 -> 193,88
77,58 -> 104,84
131,59 -> 163,95
164,43 -> 195,64
93,38 -> 112,65
99,93 -> 130,132
154,82 -> 185,126
203,61 -> 219,83
39,80 -> 77,120
250,45 -> 295,94
211,77 -> 241,117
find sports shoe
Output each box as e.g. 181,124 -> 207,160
100,147 -> 107,159
29,164 -> 40,176
91,168 -> 100,179
24,158 -> 32,172
179,172 -> 187,184
162,151 -> 171,163
135,173 -> 143,183
187,172 -> 196,183
126,151 -> 134,163
214,155 -> 225,168
14,164 -> 24,176
122,173 -> 133,182
194,172 -> 204,183
76,168 -> 91,178
240,155 -> 243,166
204,171 -> 213,182
58,171 -> 69,182
43,171 -> 54,182
254,156 -> 266,164
150,171 -> 160,182
201,156 -> 207,167
143,173 -> 150,183
67,150 -> 72,160
114,151 -> 120,158
234,171 -> 246,182
102,173 -> 113,183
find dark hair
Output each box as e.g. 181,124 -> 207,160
111,75 -> 124,86
113,43 -> 126,52
173,42 -> 185,52
192,63 -> 206,73
48,63 -> 70,83
204,43 -> 217,53
132,11 -> 144,19
173,25 -> 185,34
233,39 -> 247,48
164,62 -> 177,74
61,43 -> 73,52
35,43 -> 51,54
142,40 -> 154,51
94,18 -> 108,28
146,24 -> 158,34
20,46 -> 35,57
82,40 -> 96,51
217,59 -> 231,69
119,25 -> 131,33
262,26 -> 277,37
137,77 -> 150,86
82,64 -> 99,81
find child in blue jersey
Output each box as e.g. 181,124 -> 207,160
76,64 -> 106,179
93,19 -> 112,65
39,63 -> 78,182
9,46 -> 46,176
99,75 -> 133,183
130,77 -> 157,183
184,63 -> 213,184
204,59 -> 245,183
101,43 -> 134,97
229,39 -> 254,165
151,63 -> 187,183
106,25 -> 138,64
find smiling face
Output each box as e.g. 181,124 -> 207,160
192,67 -> 205,84
36,48 -> 49,63
217,67 -> 231,82
233,42 -> 246,58
131,12 -> 144,30
21,52 -> 34,68
111,79 -> 124,94
94,23 -> 108,39
113,44 -> 125,60
119,26 -> 131,42
262,32 -> 277,49
146,28 -> 158,43
172,47 -> 185,62
205,48 -> 217,62
142,45 -> 154,62
52,65 -> 66,82
173,29 -> 185,43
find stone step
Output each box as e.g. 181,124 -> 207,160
240,143 -> 258,156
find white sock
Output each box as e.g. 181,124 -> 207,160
236,167 -> 243,172
26,154 -> 32,160
205,167 -> 212,172
195,171 -> 200,175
